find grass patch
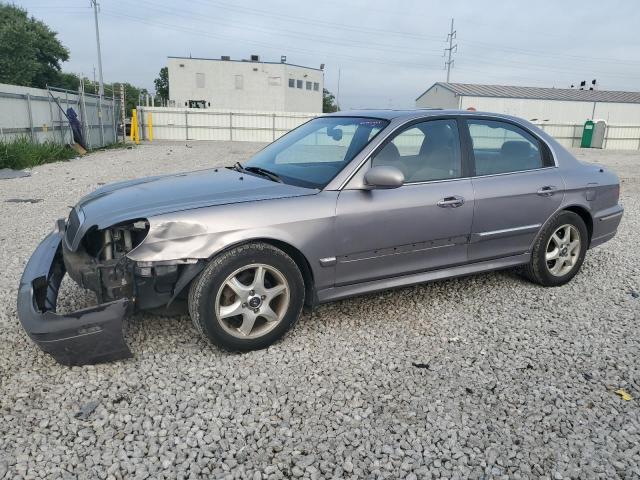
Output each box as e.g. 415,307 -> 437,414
0,137 -> 77,170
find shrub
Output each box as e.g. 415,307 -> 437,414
0,137 -> 76,170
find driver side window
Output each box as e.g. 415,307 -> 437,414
371,119 -> 462,183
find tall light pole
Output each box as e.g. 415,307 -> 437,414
90,0 -> 104,97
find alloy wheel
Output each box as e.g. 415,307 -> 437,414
215,263 -> 290,338
545,224 -> 581,277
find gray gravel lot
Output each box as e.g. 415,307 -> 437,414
0,141 -> 639,479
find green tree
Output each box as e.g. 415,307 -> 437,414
323,88 -> 339,113
53,72 -> 81,91
154,67 -> 169,102
0,3 -> 69,88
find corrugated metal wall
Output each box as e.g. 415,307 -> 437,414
137,107 -> 317,143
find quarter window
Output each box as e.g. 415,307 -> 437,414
467,120 -> 544,175
371,119 -> 462,182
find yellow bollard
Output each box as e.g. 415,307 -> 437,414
130,109 -> 139,145
148,112 -> 153,143
130,109 -> 136,142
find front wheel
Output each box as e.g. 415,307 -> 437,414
188,242 -> 305,351
523,211 -> 589,287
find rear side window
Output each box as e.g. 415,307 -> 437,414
467,120 -> 545,176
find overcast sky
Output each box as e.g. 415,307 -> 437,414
16,0 -> 640,109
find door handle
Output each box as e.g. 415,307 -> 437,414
537,185 -> 557,197
437,195 -> 465,208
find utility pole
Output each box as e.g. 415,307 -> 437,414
336,68 -> 341,111
444,18 -> 457,83
90,0 -> 104,97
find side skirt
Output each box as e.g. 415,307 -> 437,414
316,253 -> 530,304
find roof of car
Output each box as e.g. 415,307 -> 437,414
324,109 -> 519,121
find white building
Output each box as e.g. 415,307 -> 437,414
168,55 -> 324,113
416,83 -> 640,125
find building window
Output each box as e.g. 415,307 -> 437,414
296,80 -> 303,89
313,82 -> 319,91
195,73 -> 205,88
288,78 -> 295,88
235,75 -> 243,90
306,81 -> 312,90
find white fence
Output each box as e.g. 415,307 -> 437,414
136,106 -> 317,143
535,123 -> 640,150
135,106 -> 640,151
0,82 -> 120,149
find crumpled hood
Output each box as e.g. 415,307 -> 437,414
74,167 -> 317,231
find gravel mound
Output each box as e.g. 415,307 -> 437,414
0,142 -> 638,479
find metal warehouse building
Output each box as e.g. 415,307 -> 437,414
168,55 -> 324,113
416,83 -> 640,125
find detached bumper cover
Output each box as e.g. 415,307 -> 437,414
17,229 -> 132,366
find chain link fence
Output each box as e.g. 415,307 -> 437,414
0,82 -> 121,149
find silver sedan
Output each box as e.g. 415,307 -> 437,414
18,110 -> 623,365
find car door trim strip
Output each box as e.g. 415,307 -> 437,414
474,223 -> 542,240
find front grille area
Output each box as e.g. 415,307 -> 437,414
65,207 -> 82,247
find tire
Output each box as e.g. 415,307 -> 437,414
522,210 -> 589,287
188,242 -> 305,351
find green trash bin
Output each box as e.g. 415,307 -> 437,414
581,120 -> 595,148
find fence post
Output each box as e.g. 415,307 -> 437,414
111,91 -> 116,144
65,91 -> 71,144
98,95 -> 105,147
26,93 -> 35,141
272,113 -> 276,140
185,110 -> 189,140
229,112 -> 233,141
46,91 -> 54,142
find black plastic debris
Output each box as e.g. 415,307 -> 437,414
411,362 -> 430,369
5,198 -> 43,204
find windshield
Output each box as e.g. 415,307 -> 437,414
244,117 -> 388,189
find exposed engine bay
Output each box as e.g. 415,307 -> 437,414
62,218 -> 201,311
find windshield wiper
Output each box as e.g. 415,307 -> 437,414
232,161 -> 246,173
243,166 -> 283,183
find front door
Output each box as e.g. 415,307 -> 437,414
464,118 -> 564,261
334,118 -> 475,286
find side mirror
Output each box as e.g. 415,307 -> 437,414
364,165 -> 404,189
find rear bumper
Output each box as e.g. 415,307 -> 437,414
17,227 -> 132,366
591,205 -> 624,248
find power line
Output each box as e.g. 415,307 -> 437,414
99,10 -> 444,70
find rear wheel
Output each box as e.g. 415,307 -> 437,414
188,242 -> 305,351
523,211 -> 588,286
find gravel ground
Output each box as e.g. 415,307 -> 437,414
0,141 -> 638,480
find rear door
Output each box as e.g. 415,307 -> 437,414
464,118 -> 564,261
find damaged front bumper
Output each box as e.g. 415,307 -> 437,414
17,224 -> 132,366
